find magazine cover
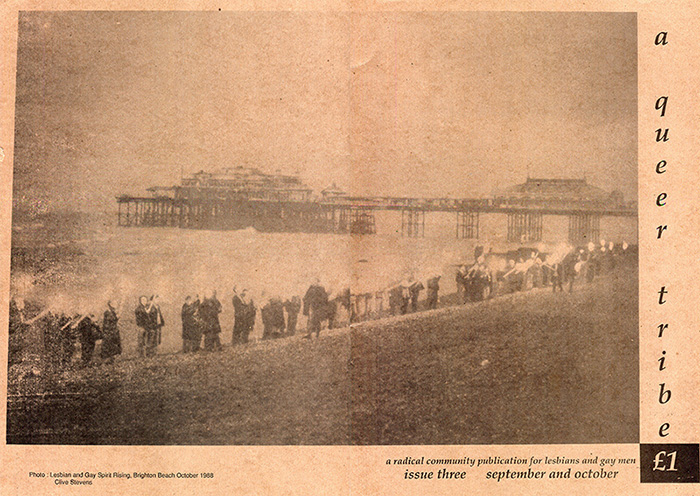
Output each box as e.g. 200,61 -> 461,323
0,2 -> 698,494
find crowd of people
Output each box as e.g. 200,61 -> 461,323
8,240 -> 634,370
455,239 -> 631,303
8,298 -> 123,369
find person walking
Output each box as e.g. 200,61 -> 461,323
135,296 -> 163,358
426,275 -> 441,310
181,296 -> 200,352
303,278 -> 328,339
283,295 -> 301,336
100,300 -> 122,363
200,290 -> 223,351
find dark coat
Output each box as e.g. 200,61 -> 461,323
337,288 -> 351,311
135,305 -> 149,329
261,303 -> 273,328
245,301 -> 256,329
77,317 -> 101,365
270,298 -> 286,330
232,295 -> 247,332
261,300 -> 283,338
100,308 -> 122,359
199,297 -> 222,335
283,296 -> 301,317
181,301 -> 200,340
562,252 -> 579,279
77,317 -> 101,345
135,303 -> 164,330
388,286 -> 403,312
303,284 -> 328,317
58,314 -> 74,365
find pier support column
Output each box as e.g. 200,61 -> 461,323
336,207 -> 376,234
351,208 -> 376,234
568,214 -> 600,245
507,212 -> 543,242
135,201 -> 141,226
401,210 -> 425,237
456,211 -> 479,239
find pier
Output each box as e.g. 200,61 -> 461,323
117,189 -> 636,243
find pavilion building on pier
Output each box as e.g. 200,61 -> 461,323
116,170 -> 637,245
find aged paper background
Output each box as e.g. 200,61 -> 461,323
1,1 -> 699,494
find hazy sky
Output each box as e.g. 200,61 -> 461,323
12,11 -> 637,212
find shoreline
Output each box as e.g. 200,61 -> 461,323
7,263 -> 638,445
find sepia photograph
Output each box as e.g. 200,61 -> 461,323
7,11 -> 638,446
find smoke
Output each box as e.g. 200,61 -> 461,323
547,243 -> 572,265
10,272 -> 35,298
